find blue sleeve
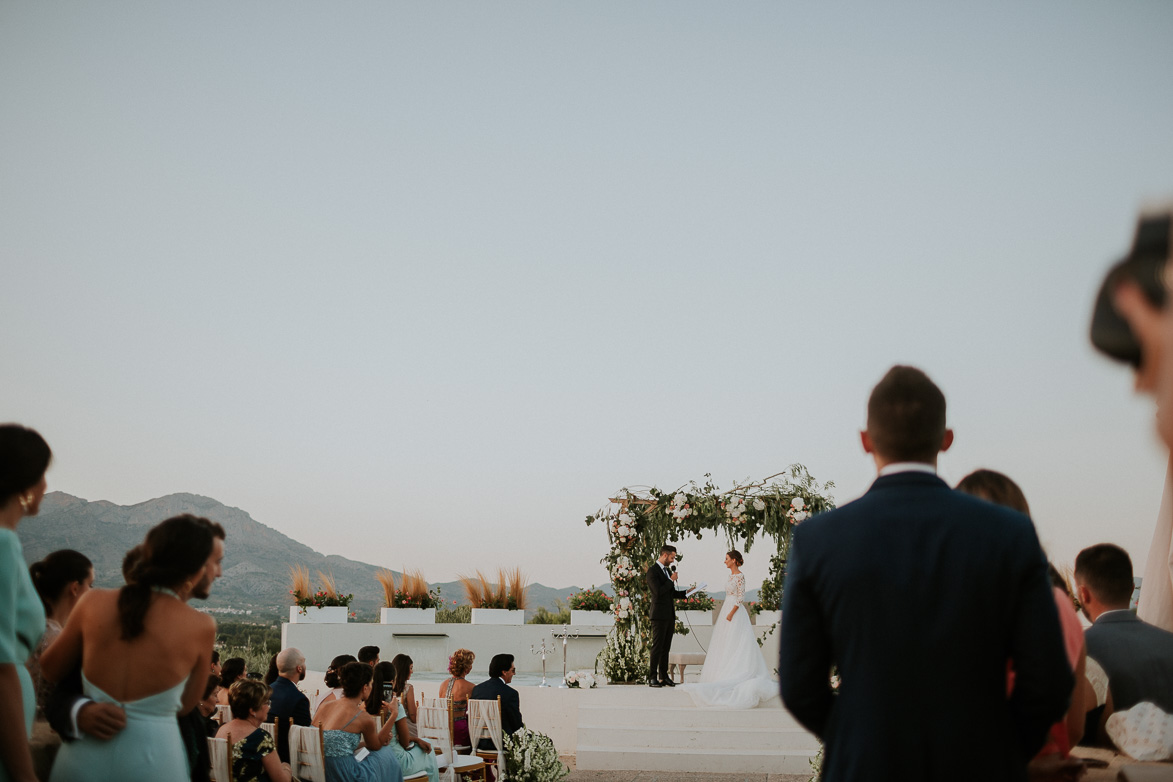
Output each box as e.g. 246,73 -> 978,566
0,533 -> 21,665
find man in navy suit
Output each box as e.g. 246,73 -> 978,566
267,647 -> 311,762
470,653 -> 524,751
646,544 -> 689,687
779,366 -> 1072,782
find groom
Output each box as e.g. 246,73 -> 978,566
646,544 -> 689,687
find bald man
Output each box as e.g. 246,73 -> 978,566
267,647 -> 311,762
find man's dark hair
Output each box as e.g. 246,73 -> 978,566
660,545 -> 677,555
489,653 -> 515,679
1075,543 -> 1135,606
866,366 -> 947,463
358,645 -> 380,664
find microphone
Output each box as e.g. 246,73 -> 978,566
669,564 -> 677,573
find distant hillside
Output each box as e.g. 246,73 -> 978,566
18,492 -> 591,622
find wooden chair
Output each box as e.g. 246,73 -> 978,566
213,704 -> 231,725
288,724 -> 327,782
207,736 -> 232,782
419,702 -> 486,782
469,697 -> 505,781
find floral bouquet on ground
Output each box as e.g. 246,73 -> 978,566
503,727 -> 569,782
290,565 -> 354,615
376,568 -> 442,609
568,587 -> 612,612
674,590 -> 715,612
564,670 -> 598,689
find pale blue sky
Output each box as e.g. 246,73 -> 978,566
3,2 -> 1172,591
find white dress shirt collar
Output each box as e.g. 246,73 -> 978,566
878,462 -> 937,477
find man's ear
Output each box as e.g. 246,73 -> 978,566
1078,584 -> 1093,608
860,430 -> 874,454
940,429 -> 954,453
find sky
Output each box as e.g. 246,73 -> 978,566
3,2 -> 1173,593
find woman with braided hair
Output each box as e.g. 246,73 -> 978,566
43,514 -> 225,782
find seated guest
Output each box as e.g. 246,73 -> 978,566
27,549 -> 93,717
389,655 -> 418,736
358,645 -> 380,667
268,648 -> 312,763
469,654 -> 523,751
218,657 -> 247,705
179,675 -> 220,782
438,649 -> 476,749
367,661 -> 396,717
263,654 -> 279,686
216,679 -> 292,782
314,654 -> 357,714
313,662 -> 403,782
211,650 -> 221,678
1075,544 -> 1173,738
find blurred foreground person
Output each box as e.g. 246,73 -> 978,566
0,424 -> 51,782
779,367 -> 1072,782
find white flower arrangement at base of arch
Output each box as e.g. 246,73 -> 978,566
586,465 -> 835,683
564,670 -> 597,688
503,727 -> 570,782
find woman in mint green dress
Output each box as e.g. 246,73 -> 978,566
0,424 -> 51,782
43,514 -> 223,782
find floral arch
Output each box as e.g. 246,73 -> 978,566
585,464 -> 835,683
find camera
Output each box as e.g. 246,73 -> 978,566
1090,209 -> 1173,368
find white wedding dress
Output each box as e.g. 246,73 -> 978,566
680,572 -> 779,709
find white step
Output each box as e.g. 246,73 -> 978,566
575,744 -> 820,774
577,723 -> 815,751
576,702 -> 798,730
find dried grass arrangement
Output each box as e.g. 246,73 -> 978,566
376,568 -> 441,609
289,564 -> 353,610
459,567 -> 529,610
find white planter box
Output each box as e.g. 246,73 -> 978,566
471,608 -> 524,625
677,610 -> 712,627
570,610 -> 615,627
289,606 -> 349,624
380,607 -> 436,624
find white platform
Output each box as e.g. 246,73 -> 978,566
575,688 -> 818,774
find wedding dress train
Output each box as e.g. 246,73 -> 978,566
680,573 -> 779,709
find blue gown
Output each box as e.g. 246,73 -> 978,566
48,672 -> 189,782
323,711 -> 403,782
0,528 -> 46,782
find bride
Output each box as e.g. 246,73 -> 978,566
680,550 -> 778,709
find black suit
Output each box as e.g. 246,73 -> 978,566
267,675 -> 312,763
469,676 -> 523,751
778,471 -> 1073,782
646,561 -> 686,683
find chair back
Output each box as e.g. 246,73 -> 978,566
288,724 -> 327,782
214,704 -> 231,725
207,736 -> 232,782
468,697 -> 505,780
418,703 -> 454,782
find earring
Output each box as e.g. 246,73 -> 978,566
17,494 -> 30,513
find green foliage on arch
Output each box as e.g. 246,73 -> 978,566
585,464 -> 835,682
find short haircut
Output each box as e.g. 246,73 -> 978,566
866,366 -> 947,463
276,647 -> 305,675
358,645 -> 380,664
660,545 -> 677,555
955,470 -> 1030,516
1075,544 -> 1135,606
489,653 -> 515,679
448,649 -> 475,678
338,661 -> 373,699
228,679 -> 271,720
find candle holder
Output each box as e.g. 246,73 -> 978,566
551,624 -> 580,688
530,639 -> 554,688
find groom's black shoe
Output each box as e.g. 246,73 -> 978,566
660,679 -> 676,687
647,679 -> 663,688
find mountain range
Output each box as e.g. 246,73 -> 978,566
17,492 -> 598,622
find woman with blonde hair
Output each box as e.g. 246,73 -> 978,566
438,649 -> 476,748
216,679 -> 291,782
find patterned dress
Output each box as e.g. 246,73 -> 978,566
231,728 -> 277,782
